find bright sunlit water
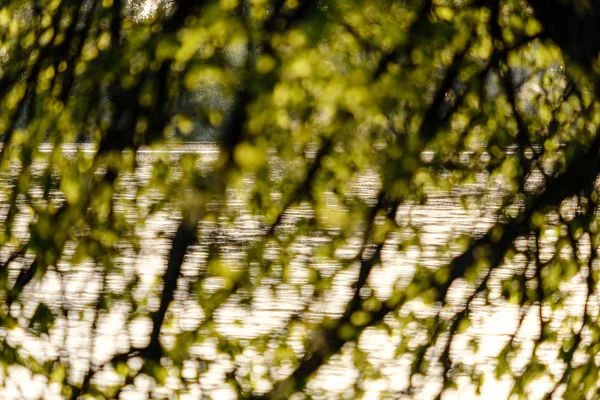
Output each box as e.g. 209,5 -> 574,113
0,144 -> 586,399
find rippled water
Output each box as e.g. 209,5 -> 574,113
0,144 -> 587,399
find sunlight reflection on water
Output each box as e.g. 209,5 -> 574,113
0,143 -> 587,399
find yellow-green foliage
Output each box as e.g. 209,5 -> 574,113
0,0 -> 600,398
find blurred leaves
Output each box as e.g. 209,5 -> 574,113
1,0 -> 600,399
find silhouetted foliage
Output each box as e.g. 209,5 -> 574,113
2,0 -> 600,398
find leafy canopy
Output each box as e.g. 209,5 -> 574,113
0,0 -> 599,398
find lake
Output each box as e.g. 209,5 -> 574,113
0,143 -> 585,399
